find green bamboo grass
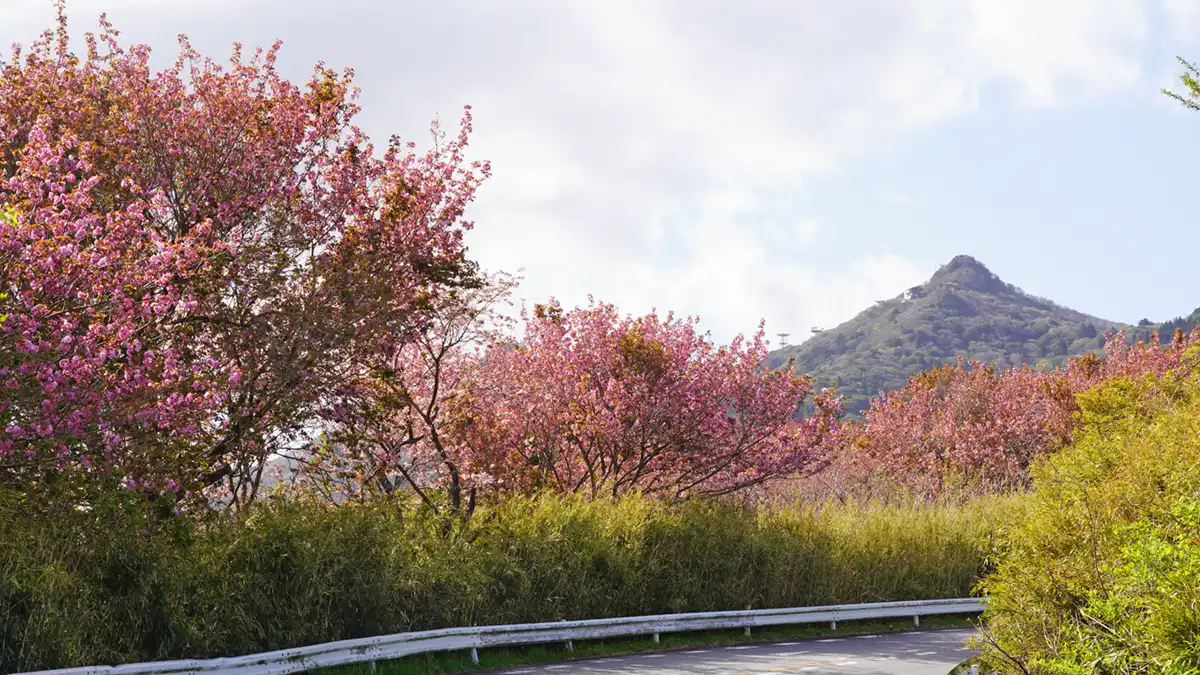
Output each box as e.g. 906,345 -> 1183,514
0,490 -> 1010,671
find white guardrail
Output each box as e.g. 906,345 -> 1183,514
17,597 -> 986,675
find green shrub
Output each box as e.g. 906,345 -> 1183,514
0,489 -> 1004,671
977,364 -> 1200,673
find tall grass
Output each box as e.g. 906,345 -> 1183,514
0,489 -> 1011,671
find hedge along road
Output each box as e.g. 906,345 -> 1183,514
488,628 -> 977,674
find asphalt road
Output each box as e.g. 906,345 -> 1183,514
491,628 -> 977,675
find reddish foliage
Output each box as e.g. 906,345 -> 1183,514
451,300 -> 842,499
847,328 -> 1200,493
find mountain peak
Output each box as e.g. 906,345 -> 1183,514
940,254 -> 990,274
926,254 -> 1009,294
767,253 -> 1127,416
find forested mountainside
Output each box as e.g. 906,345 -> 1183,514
767,255 -> 1196,416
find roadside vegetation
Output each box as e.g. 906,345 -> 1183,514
0,488 -> 1004,669
975,363 -> 1200,672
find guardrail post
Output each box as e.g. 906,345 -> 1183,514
830,620 -> 837,631
368,660 -> 376,672
913,615 -> 920,627
470,647 -> 479,664
743,626 -> 751,637
566,639 -> 574,652
969,665 -> 979,675
653,632 -> 660,643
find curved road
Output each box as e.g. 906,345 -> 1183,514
492,628 -> 977,674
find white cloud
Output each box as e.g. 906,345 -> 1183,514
880,189 -> 929,207
795,219 -> 819,246
919,0 -> 1150,109
0,0 -> 1191,343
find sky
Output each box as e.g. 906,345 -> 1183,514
3,0 -> 1199,346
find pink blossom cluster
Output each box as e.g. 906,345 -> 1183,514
848,328 -> 1200,493
0,11 -> 488,499
449,299 -> 843,498
0,121 -> 222,483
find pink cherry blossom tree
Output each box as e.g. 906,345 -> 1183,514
453,300 -> 843,499
0,9 -> 489,506
847,328 -> 1199,494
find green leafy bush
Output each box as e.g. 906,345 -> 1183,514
977,359 -> 1200,673
0,490 -> 1004,671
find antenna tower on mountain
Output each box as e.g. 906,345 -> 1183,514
776,332 -> 790,347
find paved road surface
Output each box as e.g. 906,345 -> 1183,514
491,628 -> 977,674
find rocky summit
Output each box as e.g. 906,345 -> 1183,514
766,255 -> 1152,416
